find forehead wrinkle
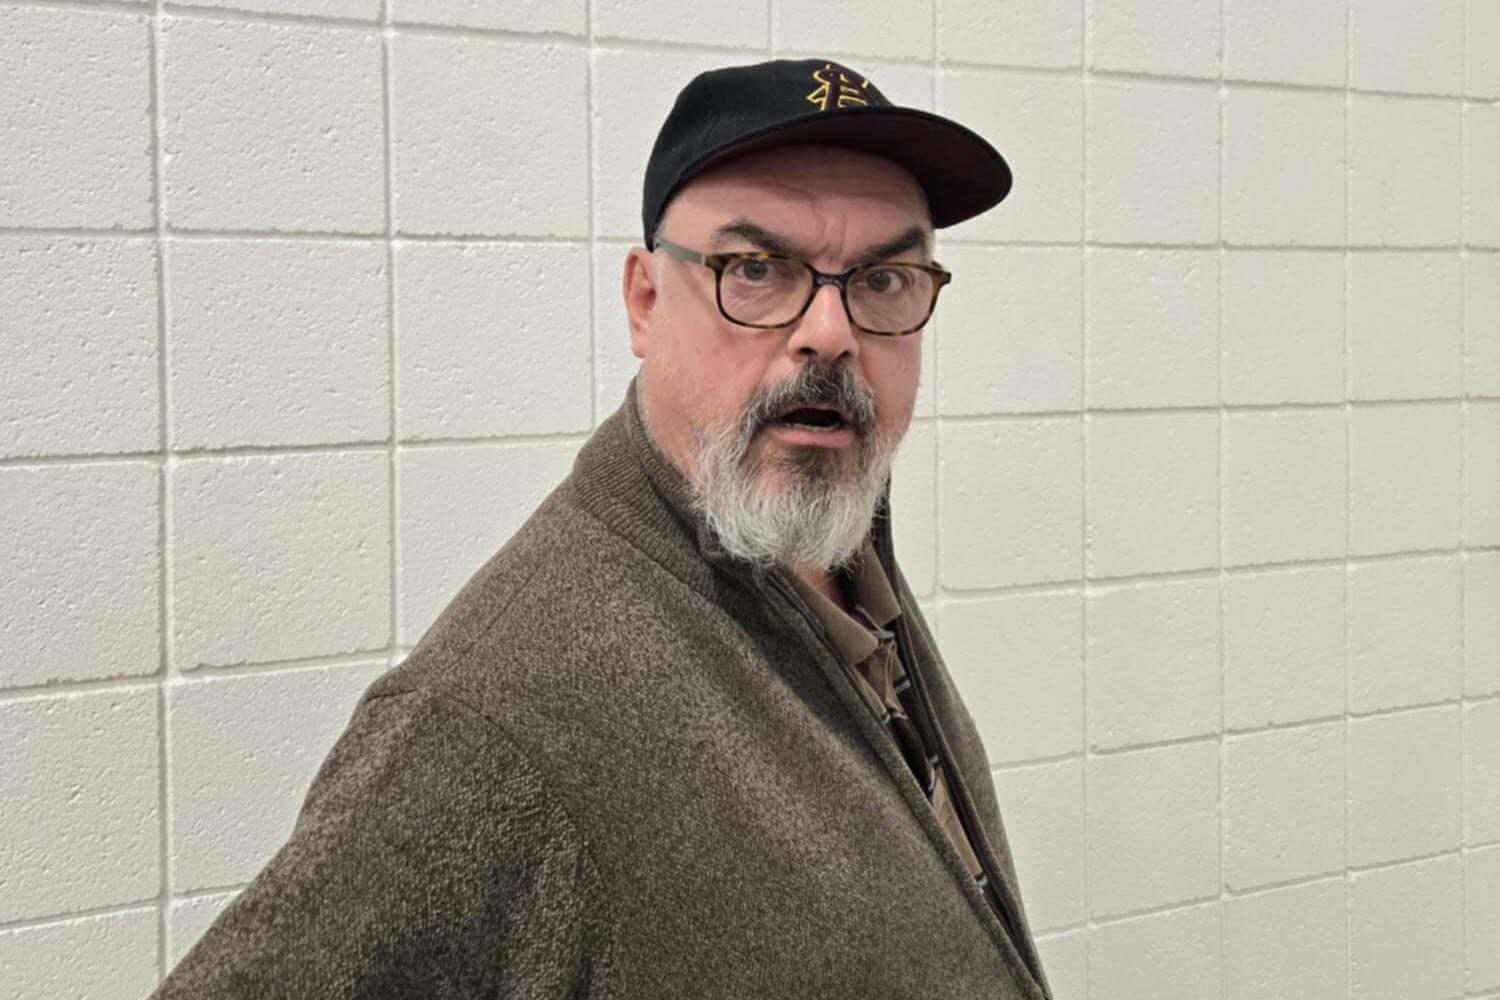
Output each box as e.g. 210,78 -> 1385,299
708,218 -> 932,267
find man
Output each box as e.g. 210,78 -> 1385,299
153,59 -> 1051,999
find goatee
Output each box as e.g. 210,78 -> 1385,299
687,363 -> 902,572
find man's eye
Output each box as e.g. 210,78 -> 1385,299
861,268 -> 908,293
731,258 -> 773,282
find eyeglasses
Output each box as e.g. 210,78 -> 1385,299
654,235 -> 952,337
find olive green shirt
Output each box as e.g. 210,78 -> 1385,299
786,541 -> 985,882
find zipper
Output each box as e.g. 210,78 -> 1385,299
765,567 -> 1044,996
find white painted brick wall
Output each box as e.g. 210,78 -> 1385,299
1468,700 -> 1500,844
1348,401 -> 1464,555
946,591 -> 1085,762
1086,579 -> 1220,749
1086,741 -> 1220,918
1221,88 -> 1346,246
1088,0 -> 1221,80
1348,705 -> 1463,866
1348,95 -> 1463,246
1222,566 -> 1346,728
992,759 -> 1087,932
397,439 -> 582,642
168,240 -> 391,448
1467,843 -> 1500,993
1085,79 -> 1221,245
940,71 -> 1085,243
1222,722 -> 1345,889
1087,902 -> 1223,998
1350,0 -> 1466,97
938,0 -> 1082,69
0,690 -> 160,923
167,662 -> 387,889
1223,0 -> 1347,87
1468,552 -> 1500,696
1223,878 -> 1349,999
1349,251 -> 1464,399
0,7 -> 154,228
0,240 -> 161,456
161,18 -> 387,233
1348,854 -> 1465,1000
0,909 -> 160,1000
0,2 -> 1495,997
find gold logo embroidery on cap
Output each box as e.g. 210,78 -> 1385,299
805,63 -> 873,111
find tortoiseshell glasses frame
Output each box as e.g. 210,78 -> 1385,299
653,235 -> 952,337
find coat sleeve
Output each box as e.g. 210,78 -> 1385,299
150,686 -> 613,1000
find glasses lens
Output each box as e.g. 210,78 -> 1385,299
718,255 -> 813,326
847,264 -> 935,334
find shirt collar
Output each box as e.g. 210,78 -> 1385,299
785,537 -> 902,666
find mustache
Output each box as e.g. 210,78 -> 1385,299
737,363 -> 878,441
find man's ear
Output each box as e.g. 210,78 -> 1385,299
623,247 -> 659,360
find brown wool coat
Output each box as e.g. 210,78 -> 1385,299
150,380 -> 1054,1000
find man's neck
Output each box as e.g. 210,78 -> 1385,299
792,566 -> 846,612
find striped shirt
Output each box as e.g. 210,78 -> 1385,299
787,540 -> 985,883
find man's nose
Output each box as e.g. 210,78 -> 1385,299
785,280 -> 858,362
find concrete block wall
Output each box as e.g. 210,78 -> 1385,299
0,1 -> 1495,996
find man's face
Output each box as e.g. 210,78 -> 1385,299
623,144 -> 931,567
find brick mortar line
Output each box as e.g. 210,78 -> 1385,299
10,394 -> 1500,468
0,677 -> 161,705
0,432 -> 601,467
7,227 -> 1500,255
1023,837 -> 1498,943
166,229 -> 593,242
584,5 -> 596,431
1460,1 -> 1472,988
1345,845 -> 1474,877
1,0 -> 148,15
934,542 -> 1499,594
147,0 -> 174,978
1214,0 -> 1228,984
983,685 -> 1500,773
1341,2 -> 1355,985
0,898 -> 162,937
167,881 -> 247,902
0,653 -> 390,704
379,0 -> 399,678
1077,0 -> 1092,965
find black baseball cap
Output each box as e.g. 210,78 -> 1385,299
641,58 -> 1012,249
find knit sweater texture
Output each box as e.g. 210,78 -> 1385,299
150,379 -> 1053,999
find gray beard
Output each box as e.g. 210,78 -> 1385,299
688,417 -> 901,573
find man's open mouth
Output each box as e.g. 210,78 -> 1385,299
771,405 -> 849,433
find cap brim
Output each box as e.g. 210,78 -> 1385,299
679,105 -> 1012,229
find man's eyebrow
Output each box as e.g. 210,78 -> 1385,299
707,220 -> 805,257
708,220 -> 933,267
849,226 -> 931,267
